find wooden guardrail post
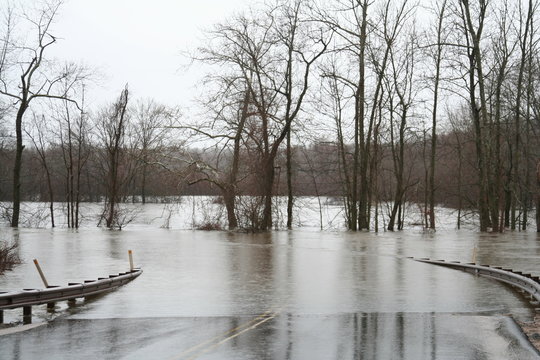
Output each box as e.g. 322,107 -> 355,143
33,259 -> 49,288
0,309 -> 3,324
128,250 -> 134,271
23,306 -> 31,324
34,259 -> 56,310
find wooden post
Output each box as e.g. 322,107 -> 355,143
23,306 -> 31,324
33,259 -> 49,288
0,310 -> 3,324
128,250 -> 134,271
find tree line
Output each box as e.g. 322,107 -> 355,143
0,0 -> 539,232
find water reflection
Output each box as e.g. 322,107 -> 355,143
1,313 -> 537,360
1,224 -> 540,358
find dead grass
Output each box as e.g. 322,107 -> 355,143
195,222 -> 223,231
518,315 -> 540,353
0,242 -> 21,274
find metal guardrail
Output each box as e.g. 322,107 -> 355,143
411,257 -> 540,302
0,268 -> 142,324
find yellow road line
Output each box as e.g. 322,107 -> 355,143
185,310 -> 280,360
169,309 -> 280,360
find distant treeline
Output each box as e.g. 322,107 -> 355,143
0,125 -> 525,211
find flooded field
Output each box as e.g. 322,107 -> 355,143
1,202 -> 540,359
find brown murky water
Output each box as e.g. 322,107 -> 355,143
1,221 -> 540,359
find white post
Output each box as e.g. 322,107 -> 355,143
128,250 -> 134,271
33,259 -> 49,288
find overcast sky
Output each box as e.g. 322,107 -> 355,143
48,0 -> 253,110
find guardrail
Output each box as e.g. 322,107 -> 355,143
411,257 -> 540,303
0,268 -> 142,324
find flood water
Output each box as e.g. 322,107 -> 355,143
1,203 -> 540,359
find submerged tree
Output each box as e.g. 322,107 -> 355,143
317,0 -> 371,231
249,0 -> 328,230
96,86 -> 131,229
193,0 -> 328,230
319,0 -> 415,231
385,17 -> 419,231
425,0 -> 448,230
132,99 -> 177,205
55,91 -> 90,229
25,113 -> 56,227
0,1 -> 85,227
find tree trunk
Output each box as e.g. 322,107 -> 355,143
106,171 -> 118,228
388,201 -> 400,231
141,161 -> 147,205
355,1 -> 369,231
75,170 -> 81,229
457,132 -> 463,230
513,0 -> 534,231
223,187 -> 238,230
429,37 -> 442,230
536,161 -> 540,232
491,31 -> 509,231
461,0 -> 493,231
44,167 -> 55,228
388,110 -> 406,231
222,88 -> 251,230
11,104 -> 28,228
423,130 -> 429,228
105,87 -> 129,229
261,160 -> 275,230
504,183 -> 511,228
286,128 -> 293,229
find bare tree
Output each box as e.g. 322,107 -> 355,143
318,0 -> 414,231
317,0 -> 371,231
0,1 -> 85,227
446,106 -> 472,229
54,86 -> 90,229
132,99 -> 177,204
455,0 -> 494,231
524,0 -> 538,231
96,86 -> 131,229
251,0 -> 328,230
183,87 -> 252,230
193,0 -> 328,231
425,0 -> 449,229
25,113 -> 55,227
385,18 -> 419,231
487,0 -> 517,231
318,56 -> 354,228
189,24 -> 257,230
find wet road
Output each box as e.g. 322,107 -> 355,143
1,227 -> 540,359
2,314 -> 538,359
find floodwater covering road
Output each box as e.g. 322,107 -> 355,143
1,214 -> 540,359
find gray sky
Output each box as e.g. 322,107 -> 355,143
49,0 -> 253,109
